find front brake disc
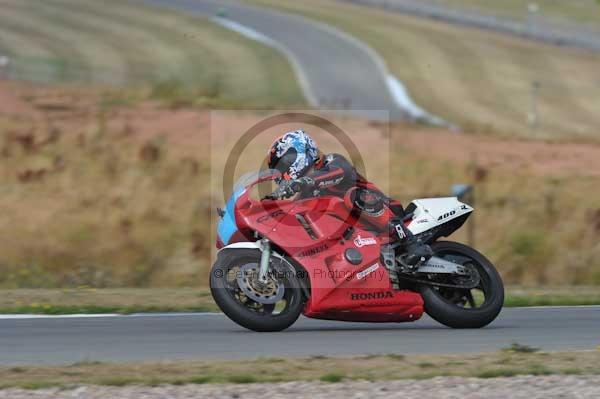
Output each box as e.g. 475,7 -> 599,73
236,263 -> 285,305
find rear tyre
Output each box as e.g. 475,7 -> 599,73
420,241 -> 504,329
210,249 -> 304,332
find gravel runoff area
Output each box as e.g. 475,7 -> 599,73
2,376 -> 600,399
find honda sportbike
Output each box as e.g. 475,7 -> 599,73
211,170 -> 504,331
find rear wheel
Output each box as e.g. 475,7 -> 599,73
419,241 -> 504,328
210,249 -> 304,332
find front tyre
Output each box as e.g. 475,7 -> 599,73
210,249 -> 304,332
420,241 -> 504,329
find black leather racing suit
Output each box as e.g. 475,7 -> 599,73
297,153 -> 356,197
276,153 -> 431,266
296,153 -> 404,216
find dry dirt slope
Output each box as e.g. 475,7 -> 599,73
1,81 -> 600,287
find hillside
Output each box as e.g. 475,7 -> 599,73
1,81 -> 599,287
0,0 -> 303,107
250,0 -> 600,141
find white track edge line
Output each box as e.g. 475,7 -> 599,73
0,312 -> 224,320
211,16 -> 318,107
1,306 -> 598,319
249,3 -> 452,126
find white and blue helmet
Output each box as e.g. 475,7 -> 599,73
268,129 -> 319,180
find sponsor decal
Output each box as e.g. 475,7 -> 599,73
353,234 -> 377,248
350,291 -> 394,300
423,262 -> 445,269
394,224 -> 407,240
317,177 -> 343,188
257,210 -> 284,223
415,219 -> 429,224
356,263 -> 380,280
297,243 -> 329,258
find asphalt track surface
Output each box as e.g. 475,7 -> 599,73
139,0 -> 402,119
1,307 -> 599,365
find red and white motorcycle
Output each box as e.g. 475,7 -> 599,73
211,170 -> 504,332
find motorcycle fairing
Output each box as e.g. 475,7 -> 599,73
217,187 -> 246,246
406,197 -> 473,235
233,195 -> 423,323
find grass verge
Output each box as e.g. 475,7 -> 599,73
1,350 -> 600,389
0,287 -> 598,315
0,288 -> 219,314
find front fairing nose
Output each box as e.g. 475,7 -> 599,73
217,188 -> 246,246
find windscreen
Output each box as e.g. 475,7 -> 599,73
232,169 -> 281,193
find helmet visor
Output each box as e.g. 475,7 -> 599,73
269,150 -> 297,180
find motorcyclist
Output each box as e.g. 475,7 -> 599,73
265,129 -> 433,267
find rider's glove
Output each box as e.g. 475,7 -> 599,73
290,176 -> 315,192
264,176 -> 315,200
264,180 -> 295,200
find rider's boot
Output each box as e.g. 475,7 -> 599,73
390,217 -> 434,269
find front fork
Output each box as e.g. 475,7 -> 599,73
258,238 -> 271,283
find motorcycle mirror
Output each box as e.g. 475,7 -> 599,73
451,184 -> 473,199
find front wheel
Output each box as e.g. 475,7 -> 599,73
419,241 -> 504,329
210,249 -> 304,332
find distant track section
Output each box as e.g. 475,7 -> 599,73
140,0 -> 413,120
344,0 -> 600,52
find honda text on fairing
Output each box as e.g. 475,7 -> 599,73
211,170 -> 504,332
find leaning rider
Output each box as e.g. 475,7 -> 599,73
265,129 -> 433,267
